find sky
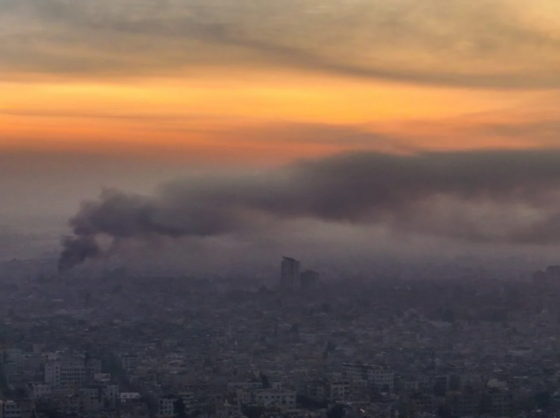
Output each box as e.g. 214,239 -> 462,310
1,0 -> 560,265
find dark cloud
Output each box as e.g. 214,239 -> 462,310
59,149 -> 560,271
58,235 -> 101,271
1,0 -> 560,88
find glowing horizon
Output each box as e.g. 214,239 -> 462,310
1,0 -> 560,166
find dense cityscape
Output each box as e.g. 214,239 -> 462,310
2,0 -> 559,418
0,256 -> 559,418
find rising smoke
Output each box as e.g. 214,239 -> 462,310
59,150 -> 560,271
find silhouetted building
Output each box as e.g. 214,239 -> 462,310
280,257 -> 300,290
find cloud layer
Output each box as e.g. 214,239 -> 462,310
59,149 -> 560,271
2,0 -> 560,88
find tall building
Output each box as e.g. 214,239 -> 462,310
280,257 -> 300,290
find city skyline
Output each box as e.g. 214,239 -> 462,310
1,2 -> 560,416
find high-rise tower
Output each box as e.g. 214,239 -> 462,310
280,257 -> 300,290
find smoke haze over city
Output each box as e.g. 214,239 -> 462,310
1,0 -> 560,271
52,149 -> 560,271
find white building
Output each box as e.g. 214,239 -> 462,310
80,388 -> 102,412
0,400 -> 34,418
368,368 -> 395,391
120,392 -> 142,404
45,359 -> 86,389
255,390 -> 296,409
27,383 -> 52,399
236,389 -> 252,405
157,396 -> 176,418
103,384 -> 119,408
2,400 -> 22,418
93,373 -> 112,383
120,354 -> 139,373
343,363 -> 370,381
328,381 -> 351,402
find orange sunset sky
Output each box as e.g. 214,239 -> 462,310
1,0 -> 560,241
1,0 -> 560,165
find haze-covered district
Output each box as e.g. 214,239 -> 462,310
3,151 -> 560,418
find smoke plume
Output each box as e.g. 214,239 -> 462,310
59,150 -> 560,271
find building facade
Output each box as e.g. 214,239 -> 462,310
280,257 -> 300,290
